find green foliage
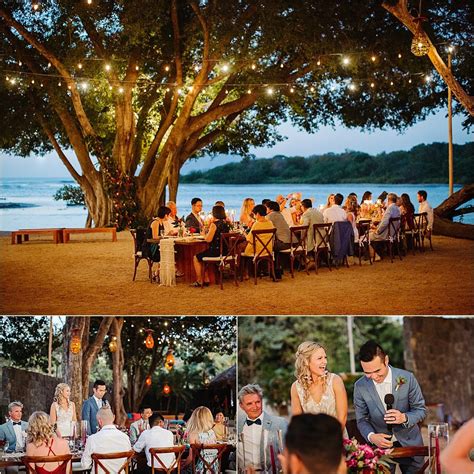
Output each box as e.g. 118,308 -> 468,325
182,142 -> 474,184
0,316 -> 62,373
53,184 -> 85,206
238,316 -> 403,410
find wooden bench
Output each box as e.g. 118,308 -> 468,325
11,228 -> 64,244
62,227 -> 117,243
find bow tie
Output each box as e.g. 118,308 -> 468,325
12,422 -> 21,426
246,418 -> 262,426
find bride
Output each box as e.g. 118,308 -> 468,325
290,341 -> 348,436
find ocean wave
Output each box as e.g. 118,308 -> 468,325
0,202 -> 39,209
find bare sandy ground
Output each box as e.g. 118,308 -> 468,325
0,232 -> 472,315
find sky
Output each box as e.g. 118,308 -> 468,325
0,109 -> 470,178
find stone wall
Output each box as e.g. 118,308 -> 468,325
0,366 -> 61,420
403,317 -> 474,423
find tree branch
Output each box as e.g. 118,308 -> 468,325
171,0 -> 183,86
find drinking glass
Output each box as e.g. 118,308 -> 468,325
429,422 -> 449,474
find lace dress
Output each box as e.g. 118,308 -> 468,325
53,403 -> 74,437
295,374 -> 349,438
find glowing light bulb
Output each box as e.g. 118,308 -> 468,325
316,60 -> 321,66
221,64 -> 229,72
371,56 -> 376,62
289,87 -> 294,93
18,61 -> 22,67
118,86 -> 124,93
109,85 -> 113,91
390,81 -> 394,86
77,63 -> 82,69
251,64 -> 256,70
58,82 -> 61,86
370,82 -> 375,88
424,75 -> 432,83
310,86 -> 315,92
446,45 -> 454,53
177,88 -> 182,95
47,62 -> 51,68
87,0 -> 92,4
408,79 -> 412,84
348,83 -> 356,91
247,89 -> 252,94
266,87 -> 274,95
135,65 -> 139,71
194,65 -> 199,72
342,56 -> 350,65
31,79 -> 35,84
165,65 -> 170,72
398,53 -> 402,59
104,63 -> 111,71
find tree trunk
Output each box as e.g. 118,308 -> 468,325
434,184 -> 474,239
111,318 -> 128,426
82,178 -> 113,228
403,318 -> 474,424
168,159 -> 181,203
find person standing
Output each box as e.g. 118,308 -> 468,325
81,380 -> 109,435
50,383 -> 77,438
354,340 -> 426,474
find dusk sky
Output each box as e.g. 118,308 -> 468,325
0,109 -> 470,178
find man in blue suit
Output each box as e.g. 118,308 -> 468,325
354,340 -> 427,474
81,379 -> 109,435
0,401 -> 28,453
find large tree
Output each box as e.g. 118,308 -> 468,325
0,1 -> 471,227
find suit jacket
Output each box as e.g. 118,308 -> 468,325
237,410 -> 288,470
185,212 -> 203,231
354,366 -> 426,465
302,208 -> 324,252
375,203 -> 401,240
330,220 -> 354,259
0,420 -> 28,452
81,396 -> 109,435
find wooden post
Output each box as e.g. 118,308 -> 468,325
447,50 -> 454,196
48,316 -> 53,375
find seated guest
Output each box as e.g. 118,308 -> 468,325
276,195 -> 296,227
377,191 -> 388,208
50,383 -> 77,438
182,407 -> 218,472
129,407 -> 153,445
344,197 -> 359,244
166,201 -> 181,226
361,190 -> 372,203
191,205 -> 231,288
360,191 -> 373,217
0,401 -> 28,453
399,193 -> 415,232
215,200 -> 225,208
369,192 -> 401,261
261,198 -> 271,206
323,193 -> 335,211
212,412 -> 227,441
25,411 -> 71,474
150,206 -> 176,239
289,196 -> 303,225
133,412 -> 175,473
279,414 -> 345,474
242,204 -> 275,259
81,408 -> 132,473
417,190 -> 434,233
185,197 -> 204,232
265,201 -> 291,279
300,199 -> 324,254
240,198 -> 256,228
323,194 -> 347,223
440,418 -> 474,474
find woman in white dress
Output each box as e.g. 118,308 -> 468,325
290,341 -> 348,437
49,383 -> 77,438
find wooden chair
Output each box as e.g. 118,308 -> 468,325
278,225 -> 310,277
91,450 -> 135,473
130,229 -> 153,282
391,446 -> 430,474
312,223 -> 333,274
414,212 -> 433,252
150,446 -> 185,473
240,228 -> 277,284
386,217 -> 403,263
23,454 -> 72,473
356,221 -> 372,265
190,443 -> 228,473
202,232 -> 241,290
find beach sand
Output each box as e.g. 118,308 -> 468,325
0,232 -> 472,315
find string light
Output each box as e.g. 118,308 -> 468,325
342,56 -> 350,65
316,59 -> 321,66
398,53 -> 402,59
164,65 -> 170,72
194,65 -> 199,72
266,87 -> 274,95
104,63 -> 111,71
370,82 -> 375,88
424,75 -> 431,83
221,64 -> 229,73
135,65 -> 139,71
118,86 -> 124,93
251,64 -> 256,70
310,86 -> 315,92
247,89 -> 251,94
289,87 -> 294,93
371,56 -> 376,62
446,45 -> 454,53
86,0 -> 92,4
77,63 -> 82,69
348,83 -> 356,91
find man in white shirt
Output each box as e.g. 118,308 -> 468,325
133,412 -> 175,472
417,190 -> 434,231
323,193 -> 347,223
0,401 -> 28,454
237,384 -> 288,472
129,406 -> 153,444
276,195 -> 296,227
354,341 -> 426,474
81,407 -> 132,474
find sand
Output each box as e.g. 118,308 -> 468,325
0,232 -> 472,315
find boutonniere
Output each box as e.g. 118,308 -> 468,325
395,376 -> 407,391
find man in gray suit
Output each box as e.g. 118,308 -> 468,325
238,384 -> 288,472
0,401 -> 28,453
354,340 -> 426,474
81,379 -> 109,435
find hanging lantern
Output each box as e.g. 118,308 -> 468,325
145,376 -> 152,387
163,383 -> 171,395
70,328 -> 81,354
164,350 -> 175,371
109,336 -> 117,353
145,329 -> 154,349
410,1 -> 430,57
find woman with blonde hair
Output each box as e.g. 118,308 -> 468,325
183,406 -> 218,472
239,198 -> 255,228
49,383 -> 77,438
25,411 -> 71,473
290,341 -> 348,437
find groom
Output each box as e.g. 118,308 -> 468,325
354,340 -> 427,474
81,379 -> 110,435
238,384 -> 288,471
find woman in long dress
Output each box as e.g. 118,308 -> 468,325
290,341 -> 348,437
49,383 -> 77,438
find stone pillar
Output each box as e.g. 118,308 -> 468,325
403,317 -> 474,423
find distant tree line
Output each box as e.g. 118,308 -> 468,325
181,142 -> 474,184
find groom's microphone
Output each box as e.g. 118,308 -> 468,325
384,394 -> 395,435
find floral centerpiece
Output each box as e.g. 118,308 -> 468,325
344,438 -> 392,473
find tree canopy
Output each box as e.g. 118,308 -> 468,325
0,0 -> 471,227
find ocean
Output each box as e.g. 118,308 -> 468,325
0,177 -> 471,231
